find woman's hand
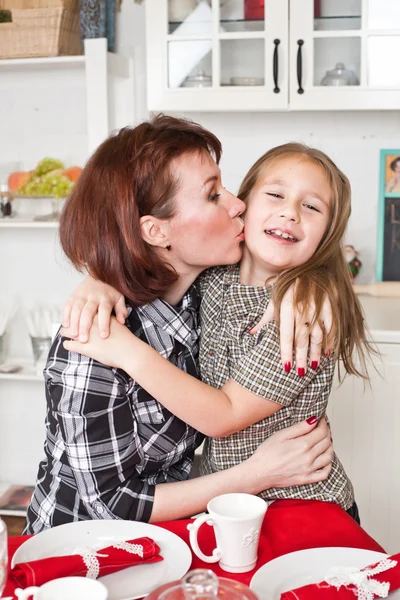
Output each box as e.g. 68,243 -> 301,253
61,316 -> 133,371
248,417 -> 333,491
250,285 -> 335,374
62,276 -> 127,342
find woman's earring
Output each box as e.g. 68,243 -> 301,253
166,244 -> 171,251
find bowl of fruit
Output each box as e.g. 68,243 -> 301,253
8,158 -> 82,221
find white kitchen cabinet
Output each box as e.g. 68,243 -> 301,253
0,40 -> 134,485
145,0 -> 400,111
327,296 -> 400,554
290,0 -> 400,110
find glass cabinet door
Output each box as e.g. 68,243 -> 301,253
367,0 -> 400,88
289,0 -> 400,110
146,0 -> 288,111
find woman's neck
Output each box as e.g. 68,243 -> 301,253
239,246 -> 277,286
161,268 -> 201,306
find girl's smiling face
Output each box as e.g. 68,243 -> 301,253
241,155 -> 332,283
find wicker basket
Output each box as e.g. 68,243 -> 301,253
0,0 -> 78,9
0,5 -> 81,58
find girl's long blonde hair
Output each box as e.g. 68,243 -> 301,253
238,143 -> 374,379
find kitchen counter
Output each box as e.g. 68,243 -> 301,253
357,294 -> 400,344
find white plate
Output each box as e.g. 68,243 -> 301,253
250,547 -> 400,600
12,520 -> 192,600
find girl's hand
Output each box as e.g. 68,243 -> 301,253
62,276 -> 127,342
61,316 -> 133,371
249,417 -> 333,490
250,286 -> 334,374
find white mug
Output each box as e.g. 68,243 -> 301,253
187,493 -> 267,573
15,576 -> 108,600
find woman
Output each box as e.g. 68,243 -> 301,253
25,115 -> 333,534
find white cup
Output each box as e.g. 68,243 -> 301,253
187,493 -> 267,573
15,576 -> 108,600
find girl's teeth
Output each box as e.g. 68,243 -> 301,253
265,229 -> 297,242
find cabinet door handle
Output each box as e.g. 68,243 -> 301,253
296,39 -> 304,94
273,38 -> 280,93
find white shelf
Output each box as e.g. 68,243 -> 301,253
0,360 -> 43,382
0,55 -> 86,70
0,44 -> 133,79
0,218 -> 59,228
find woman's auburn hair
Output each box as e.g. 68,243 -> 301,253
59,114 -> 222,306
238,143 -> 375,379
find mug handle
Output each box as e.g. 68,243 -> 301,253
15,587 -> 40,599
187,514 -> 222,563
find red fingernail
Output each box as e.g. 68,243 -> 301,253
325,349 -> 331,357
249,327 -> 255,334
311,361 -> 319,370
297,367 -> 305,377
284,362 -> 291,373
307,416 -> 318,425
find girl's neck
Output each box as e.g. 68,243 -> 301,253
239,246 -> 278,286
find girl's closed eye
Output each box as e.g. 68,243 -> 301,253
304,203 -> 321,212
267,192 -> 283,199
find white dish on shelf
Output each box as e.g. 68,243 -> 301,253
230,76 -> 264,86
0,363 -> 22,374
12,519 -> 192,600
250,547 -> 393,600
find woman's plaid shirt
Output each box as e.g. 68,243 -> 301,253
198,265 -> 354,511
25,287 -> 204,534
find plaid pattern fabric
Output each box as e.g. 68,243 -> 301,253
199,265 -> 354,511
25,287 -> 204,534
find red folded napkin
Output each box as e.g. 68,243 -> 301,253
11,536 -> 163,588
281,552 -> 400,599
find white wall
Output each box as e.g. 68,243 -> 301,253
116,2 -> 400,284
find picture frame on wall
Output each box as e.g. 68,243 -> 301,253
376,149 -> 400,282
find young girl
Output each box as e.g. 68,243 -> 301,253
63,143 -> 369,518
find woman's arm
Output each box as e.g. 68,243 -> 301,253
63,317 -> 330,437
150,417 -> 333,521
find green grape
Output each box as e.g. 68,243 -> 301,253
19,171 -> 74,199
33,158 -> 65,177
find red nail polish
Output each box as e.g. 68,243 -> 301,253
284,362 -> 291,373
311,361 -> 319,370
325,349 -> 331,357
306,416 -> 318,425
249,327 -> 255,334
297,367 -> 305,377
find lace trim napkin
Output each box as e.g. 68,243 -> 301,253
12,536 -> 163,588
281,552 -> 400,600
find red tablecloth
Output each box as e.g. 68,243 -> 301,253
3,499 -> 385,598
